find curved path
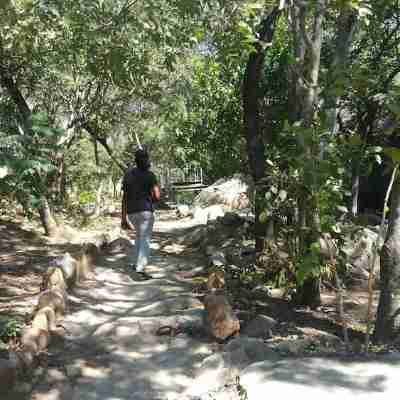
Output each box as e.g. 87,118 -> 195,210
30,216 -> 214,400
24,213 -> 400,400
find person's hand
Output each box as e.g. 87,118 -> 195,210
121,220 -> 129,230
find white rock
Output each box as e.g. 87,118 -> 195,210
177,205 -> 191,218
206,205 -> 225,221
55,252 -> 76,279
194,174 -> 253,210
193,207 -> 209,225
186,352 -> 242,397
342,227 -> 381,284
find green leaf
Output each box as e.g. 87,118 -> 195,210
348,135 -> 363,146
385,147 -> 400,164
259,211 -> 268,224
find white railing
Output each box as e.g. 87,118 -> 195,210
153,166 -> 205,188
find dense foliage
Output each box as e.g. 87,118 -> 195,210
1,0 -> 400,342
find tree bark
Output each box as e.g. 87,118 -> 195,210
374,178 -> 400,342
0,64 -> 59,235
38,197 -> 58,237
242,6 -> 283,253
92,139 -> 103,217
0,66 -> 32,131
351,151 -> 365,217
351,169 -> 360,217
83,122 -> 127,172
325,9 -> 357,135
291,0 -> 327,307
288,5 -> 306,124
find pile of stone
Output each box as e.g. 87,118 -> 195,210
185,286 -> 344,400
342,225 -> 382,287
0,234 -> 109,395
183,212 -> 383,289
176,174 -> 254,223
194,174 -> 253,210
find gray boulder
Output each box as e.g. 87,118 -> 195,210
343,227 -> 382,286
209,251 -> 227,267
241,315 -> 277,339
225,336 -> 279,363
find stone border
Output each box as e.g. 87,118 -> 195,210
0,234 -> 109,393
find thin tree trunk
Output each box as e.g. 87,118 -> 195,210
288,5 -> 305,124
242,5 -> 283,254
38,197 -> 58,237
0,66 -> 60,235
374,176 -> 400,343
94,181 -> 104,217
326,9 -> 357,135
351,161 -> 361,216
93,139 -> 103,217
292,0 -> 327,308
0,66 -> 32,132
59,158 -> 67,203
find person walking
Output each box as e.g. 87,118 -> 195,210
121,147 -> 160,280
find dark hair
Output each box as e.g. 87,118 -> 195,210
135,147 -> 151,171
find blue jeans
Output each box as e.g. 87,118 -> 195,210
127,211 -> 155,272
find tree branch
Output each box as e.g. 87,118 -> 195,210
297,2 -> 313,51
83,122 -> 127,172
0,64 -> 32,129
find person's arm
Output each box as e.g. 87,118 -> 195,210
121,190 -> 129,229
151,184 -> 161,202
150,172 -> 160,202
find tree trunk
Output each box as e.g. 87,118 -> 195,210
0,65 -> 60,236
94,180 -> 104,217
325,9 -> 357,135
38,197 -> 58,237
92,139 -> 103,217
296,278 -> 321,308
291,0 -> 327,308
242,6 -> 283,254
374,179 -> 400,342
49,153 -> 66,205
0,66 -> 32,132
351,161 -> 361,216
59,158 -> 67,203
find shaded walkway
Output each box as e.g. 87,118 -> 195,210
25,214 -> 400,400
30,217 -> 212,400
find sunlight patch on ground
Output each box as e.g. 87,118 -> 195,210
105,254 -> 125,262
162,244 -> 186,254
81,365 -> 112,379
154,369 -> 193,389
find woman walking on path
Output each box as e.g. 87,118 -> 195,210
121,147 -> 160,280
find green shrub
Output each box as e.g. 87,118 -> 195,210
78,191 -> 96,205
176,191 -> 197,205
0,316 -> 23,341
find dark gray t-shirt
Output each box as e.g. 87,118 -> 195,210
122,167 -> 158,213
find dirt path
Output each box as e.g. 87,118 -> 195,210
4,212 -> 400,400
25,215 -> 215,400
